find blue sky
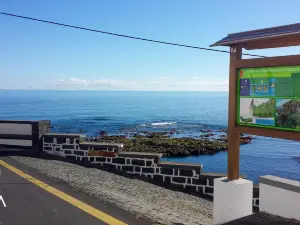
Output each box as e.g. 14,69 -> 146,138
276,99 -> 292,107
1,0 -> 300,91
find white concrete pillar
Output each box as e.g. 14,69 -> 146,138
213,177 -> 253,225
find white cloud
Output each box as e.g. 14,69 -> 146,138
93,79 -> 136,88
57,77 -> 229,91
153,76 -> 170,80
68,78 -> 90,85
147,80 -> 161,84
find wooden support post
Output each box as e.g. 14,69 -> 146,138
227,45 -> 242,180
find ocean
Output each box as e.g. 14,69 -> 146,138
0,90 -> 299,183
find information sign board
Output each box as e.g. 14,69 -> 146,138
238,66 -> 300,131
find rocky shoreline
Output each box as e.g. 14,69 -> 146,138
87,131 -> 252,157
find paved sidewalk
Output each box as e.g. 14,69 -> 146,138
0,157 -> 152,225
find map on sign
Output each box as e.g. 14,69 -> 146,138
237,66 -> 300,131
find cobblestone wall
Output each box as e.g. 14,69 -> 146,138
43,133 -> 259,208
253,185 -> 260,209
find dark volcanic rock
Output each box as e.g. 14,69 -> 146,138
99,131 -> 108,137
199,133 -> 215,138
146,132 -> 168,138
95,132 -> 252,158
200,129 -> 212,133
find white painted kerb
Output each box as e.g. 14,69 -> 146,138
0,123 -> 32,135
260,175 -> 300,221
213,177 -> 253,225
0,139 -> 32,146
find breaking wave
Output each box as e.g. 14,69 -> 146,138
150,122 -> 177,126
140,122 -> 177,127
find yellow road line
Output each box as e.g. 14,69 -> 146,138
0,160 -> 127,225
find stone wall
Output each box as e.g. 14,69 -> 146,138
42,133 -> 259,208
253,184 -> 260,209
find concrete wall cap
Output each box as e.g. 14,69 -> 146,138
80,142 -> 123,147
158,161 -> 203,170
0,120 -> 50,124
118,152 -> 163,158
200,172 -> 227,177
201,172 -> 247,178
44,133 -> 84,137
260,175 -> 300,193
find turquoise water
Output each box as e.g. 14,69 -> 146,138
0,90 -> 299,183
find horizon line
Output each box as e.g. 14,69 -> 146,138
0,88 -> 229,92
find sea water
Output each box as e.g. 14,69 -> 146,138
0,90 -> 299,183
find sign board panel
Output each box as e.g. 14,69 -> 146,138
237,66 -> 300,131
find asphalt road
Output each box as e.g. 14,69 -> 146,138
0,156 -> 153,225
223,212 -> 300,225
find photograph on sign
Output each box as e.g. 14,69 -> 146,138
237,66 -> 300,131
276,99 -> 300,129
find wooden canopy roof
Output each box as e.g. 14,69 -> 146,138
210,23 -> 300,50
